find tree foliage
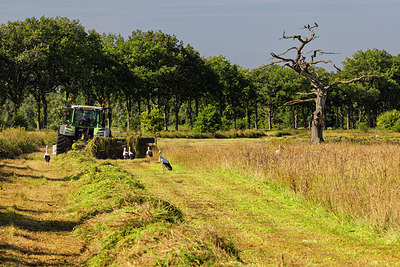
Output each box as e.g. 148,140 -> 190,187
0,17 -> 399,135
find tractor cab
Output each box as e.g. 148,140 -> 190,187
71,105 -> 103,128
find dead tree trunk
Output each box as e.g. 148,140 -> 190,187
311,91 -> 327,143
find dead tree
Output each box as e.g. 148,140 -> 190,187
259,23 -> 379,143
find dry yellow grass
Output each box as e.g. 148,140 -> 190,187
162,140 -> 400,233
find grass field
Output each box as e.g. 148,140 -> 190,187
2,130 -> 400,265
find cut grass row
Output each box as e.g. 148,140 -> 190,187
53,151 -> 241,266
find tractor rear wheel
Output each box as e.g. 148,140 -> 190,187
56,133 -> 73,155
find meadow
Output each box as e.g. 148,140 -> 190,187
2,128 -> 400,265
160,133 -> 400,234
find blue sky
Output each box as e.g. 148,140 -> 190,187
1,0 -> 399,71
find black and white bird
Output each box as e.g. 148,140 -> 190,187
158,150 -> 172,173
128,147 -> 135,160
123,147 -> 128,159
146,147 -> 153,164
146,147 -> 153,157
44,145 -> 51,164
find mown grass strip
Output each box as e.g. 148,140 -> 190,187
56,151 -> 241,266
130,159 -> 400,265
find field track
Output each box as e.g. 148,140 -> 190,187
1,143 -> 400,265
0,150 -> 83,266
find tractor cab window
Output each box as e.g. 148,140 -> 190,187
74,109 -> 98,127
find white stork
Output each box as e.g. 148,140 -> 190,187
275,145 -> 283,155
44,145 -> 51,164
146,147 -> 153,164
158,150 -> 172,173
123,147 -> 128,159
128,147 -> 135,160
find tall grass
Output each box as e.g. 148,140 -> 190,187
164,141 -> 400,233
0,127 -> 56,158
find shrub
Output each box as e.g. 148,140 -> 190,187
392,119 -> 400,132
140,105 -> 164,134
356,122 -> 369,133
377,110 -> 400,130
195,105 -> 222,133
11,110 -> 28,128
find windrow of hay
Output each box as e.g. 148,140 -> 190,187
163,141 -> 400,233
84,135 -> 154,159
57,151 -> 241,265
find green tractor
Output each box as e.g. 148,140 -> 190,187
56,104 -> 113,155
55,103 -> 155,158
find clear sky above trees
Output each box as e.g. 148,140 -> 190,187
1,0 -> 399,71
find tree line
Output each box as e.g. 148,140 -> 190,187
1,16 -> 400,132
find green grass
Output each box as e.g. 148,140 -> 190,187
56,151 -> 241,266
6,129 -> 400,265
127,146 -> 400,265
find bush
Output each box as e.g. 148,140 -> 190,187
140,105 -> 164,134
356,122 -> 369,133
194,105 -> 222,133
377,110 -> 400,130
392,120 -> 400,132
11,110 -> 28,128
236,118 -> 247,130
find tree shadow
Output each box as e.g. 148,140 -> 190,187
0,209 -> 79,232
0,170 -> 52,182
0,244 -> 80,266
0,164 -> 32,171
14,207 -> 51,215
0,244 -> 80,257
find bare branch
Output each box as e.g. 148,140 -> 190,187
254,60 -> 286,69
280,98 -> 316,107
270,52 -> 296,65
311,59 -> 342,71
297,92 -> 317,96
326,74 -> 384,90
273,47 -> 298,58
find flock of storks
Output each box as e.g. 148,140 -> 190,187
43,145 -> 173,173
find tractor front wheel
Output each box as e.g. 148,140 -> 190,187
56,133 -> 73,155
